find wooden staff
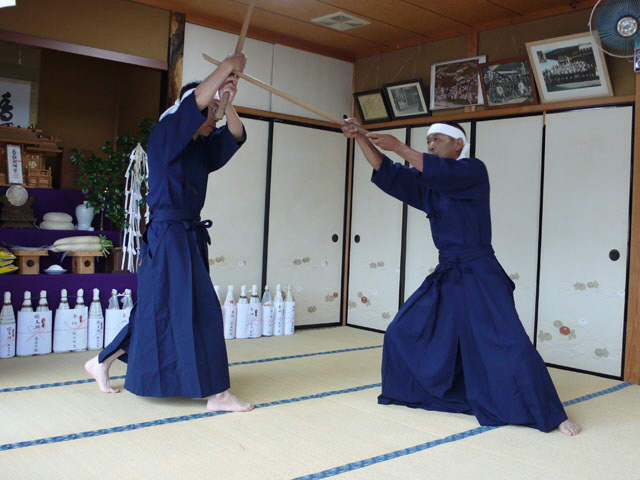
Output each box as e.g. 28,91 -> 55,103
203,53 -> 369,135
215,0 -> 256,120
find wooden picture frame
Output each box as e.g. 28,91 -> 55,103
353,89 -> 391,124
479,58 -> 538,109
526,32 -> 613,103
382,78 -> 429,119
430,55 -> 487,110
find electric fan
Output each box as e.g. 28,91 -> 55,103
589,0 -> 640,58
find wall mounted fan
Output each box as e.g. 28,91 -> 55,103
589,0 -> 640,58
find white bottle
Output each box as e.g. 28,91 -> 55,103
53,289 -> 71,353
58,289 -> 70,310
72,288 -> 88,352
35,290 -> 53,355
0,292 -> 16,358
284,284 -> 296,335
235,285 -> 251,339
222,285 -> 237,340
248,284 -> 262,339
214,285 -> 221,302
273,284 -> 285,336
261,285 -> 274,337
107,289 -> 119,310
121,289 -> 134,309
87,288 -> 104,351
21,291 -> 34,312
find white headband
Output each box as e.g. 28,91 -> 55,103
427,123 -> 470,159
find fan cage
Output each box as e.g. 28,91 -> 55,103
589,0 -> 640,58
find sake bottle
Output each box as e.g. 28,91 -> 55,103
235,285 -> 251,339
121,289 -> 134,309
58,289 -> 70,310
261,285 -> 274,337
248,284 -> 262,338
35,290 -> 53,355
52,289 -> 71,353
15,291 -> 34,357
0,292 -> 16,358
222,285 -> 237,340
107,289 -> 119,310
21,291 -> 34,312
73,288 -> 88,352
273,284 -> 285,336
36,290 -> 49,312
87,288 -> 104,351
284,284 -> 296,335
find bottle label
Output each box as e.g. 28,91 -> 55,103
235,303 -> 252,339
249,304 -> 262,338
0,323 -> 16,358
104,307 -> 131,347
17,311 -> 52,356
53,308 -> 88,353
273,302 -> 285,336
262,305 -> 275,336
284,301 -> 295,335
223,304 -> 237,340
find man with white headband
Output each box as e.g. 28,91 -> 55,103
342,119 -> 579,436
86,53 -> 253,413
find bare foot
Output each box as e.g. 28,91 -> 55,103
206,390 -> 254,412
84,355 -> 119,393
559,419 -> 580,436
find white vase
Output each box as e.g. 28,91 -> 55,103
75,201 -> 95,231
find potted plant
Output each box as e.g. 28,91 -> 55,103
70,118 -> 154,231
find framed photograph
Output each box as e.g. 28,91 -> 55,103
353,89 -> 391,123
430,55 -> 487,110
382,79 -> 429,119
479,58 -> 538,109
526,32 -> 612,103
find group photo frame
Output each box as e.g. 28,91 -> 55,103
479,58 -> 538,109
525,32 -> 613,103
382,78 -> 429,119
352,89 -> 392,124
430,55 -> 487,110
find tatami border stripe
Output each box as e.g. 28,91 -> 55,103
0,345 -> 383,393
0,383 -> 382,452
291,382 -> 635,480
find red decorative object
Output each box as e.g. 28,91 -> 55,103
333,292 -> 339,297
361,296 -> 368,303
559,326 -> 571,336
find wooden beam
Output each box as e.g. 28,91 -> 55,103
625,74 -> 640,384
0,29 -> 167,70
167,12 -> 185,107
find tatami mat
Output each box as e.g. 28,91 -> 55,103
0,326 -> 638,479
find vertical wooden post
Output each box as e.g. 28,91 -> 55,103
625,73 -> 640,384
465,31 -> 479,114
167,11 -> 185,107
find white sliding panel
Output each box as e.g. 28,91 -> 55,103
475,116 -> 543,340
538,107 -> 632,376
183,23 -> 273,111
271,45 -> 353,121
348,128 -> 406,331
267,123 -> 347,326
203,118 -> 269,292
404,122 -> 470,301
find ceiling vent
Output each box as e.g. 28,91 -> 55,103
311,11 -> 370,31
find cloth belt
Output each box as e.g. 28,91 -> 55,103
432,245 -> 494,284
149,208 -> 213,247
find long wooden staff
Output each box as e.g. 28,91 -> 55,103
204,53 -> 369,134
215,0 -> 256,120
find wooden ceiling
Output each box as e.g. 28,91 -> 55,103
131,0 -> 599,61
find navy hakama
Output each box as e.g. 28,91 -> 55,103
373,153 -> 567,432
100,93 -> 244,399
